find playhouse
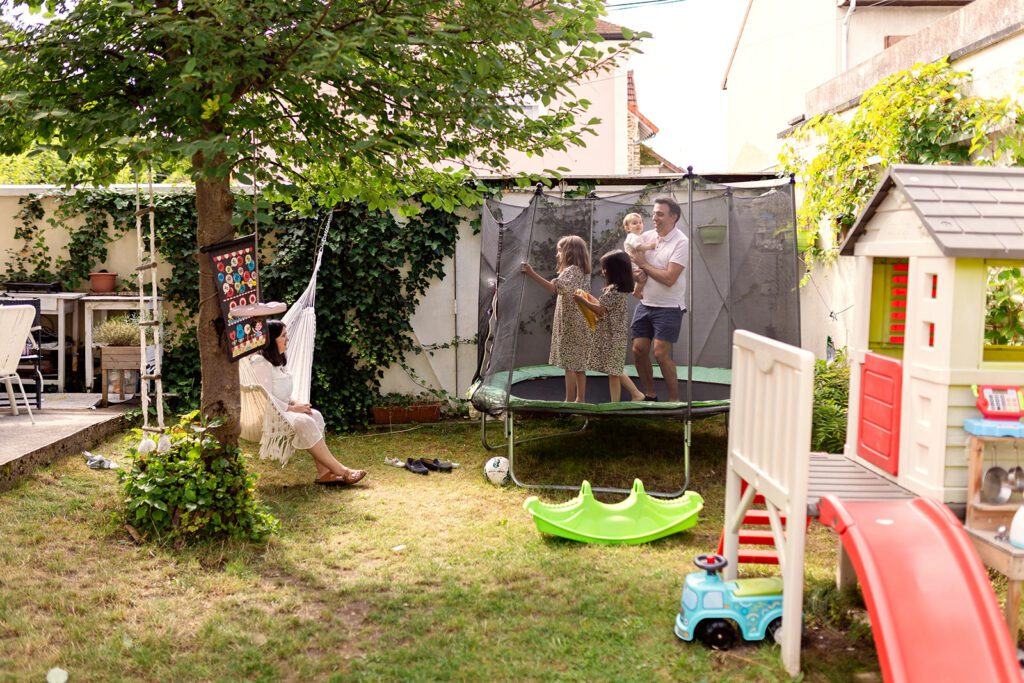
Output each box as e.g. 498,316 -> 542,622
839,164 -> 1024,504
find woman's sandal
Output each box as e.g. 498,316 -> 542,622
315,469 -> 367,486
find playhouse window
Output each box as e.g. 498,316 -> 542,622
984,264 -> 1024,362
868,258 -> 908,357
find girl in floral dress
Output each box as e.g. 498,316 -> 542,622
522,235 -> 592,402
574,251 -> 645,403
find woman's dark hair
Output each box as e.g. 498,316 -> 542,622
601,250 -> 634,293
262,320 -> 287,367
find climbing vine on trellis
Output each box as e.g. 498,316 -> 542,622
3,189 -> 466,429
778,58 -> 1023,270
4,190 -> 137,289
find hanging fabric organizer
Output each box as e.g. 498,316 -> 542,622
204,233 -> 269,362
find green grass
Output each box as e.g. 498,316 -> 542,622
0,415 -> 883,682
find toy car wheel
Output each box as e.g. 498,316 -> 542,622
696,619 -> 736,650
766,617 -> 783,645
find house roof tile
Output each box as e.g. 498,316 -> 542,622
839,165 -> 1024,258
596,18 -> 626,40
627,71 -> 659,139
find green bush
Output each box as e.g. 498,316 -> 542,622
812,349 -> 850,454
117,411 -> 279,544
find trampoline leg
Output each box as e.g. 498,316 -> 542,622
480,410 -> 501,451
683,417 -> 691,493
480,410 -> 590,451
506,411 -> 515,472
505,412 -> 687,499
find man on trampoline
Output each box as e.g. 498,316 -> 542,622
630,196 -> 688,402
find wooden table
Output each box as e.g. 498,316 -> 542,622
0,292 -> 83,392
83,295 -> 161,391
966,528 -> 1024,639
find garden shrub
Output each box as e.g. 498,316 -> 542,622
812,348 -> 850,454
118,411 -> 279,544
92,316 -> 140,346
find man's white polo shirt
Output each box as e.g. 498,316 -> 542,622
639,227 -> 688,309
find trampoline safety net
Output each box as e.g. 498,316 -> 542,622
470,176 -> 801,415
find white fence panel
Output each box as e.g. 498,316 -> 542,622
722,330 -> 814,677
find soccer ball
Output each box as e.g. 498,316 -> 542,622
484,456 -> 511,486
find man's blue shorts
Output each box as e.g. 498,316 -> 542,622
630,303 -> 686,344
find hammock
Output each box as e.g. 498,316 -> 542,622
239,211 -> 332,464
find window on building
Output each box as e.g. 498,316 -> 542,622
521,95 -> 547,120
868,257 -> 908,358
984,264 -> 1024,362
885,35 -> 908,49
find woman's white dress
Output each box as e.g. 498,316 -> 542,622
248,354 -> 325,451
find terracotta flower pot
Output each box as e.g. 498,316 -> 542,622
89,271 -> 118,293
372,402 -> 441,425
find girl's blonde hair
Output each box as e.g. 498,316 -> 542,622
556,235 -> 591,274
622,212 -> 642,227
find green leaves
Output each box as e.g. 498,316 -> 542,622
117,412 -> 279,544
0,0 -> 640,207
779,58 -> 1022,270
986,266 -> 1024,347
812,349 -> 850,453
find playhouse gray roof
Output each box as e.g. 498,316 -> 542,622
839,164 -> 1024,258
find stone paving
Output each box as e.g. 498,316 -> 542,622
0,393 -> 131,491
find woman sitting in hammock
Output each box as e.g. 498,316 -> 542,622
249,320 -> 367,486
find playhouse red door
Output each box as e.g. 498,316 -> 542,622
858,352 -> 903,475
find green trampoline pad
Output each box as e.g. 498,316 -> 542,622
470,364 -> 731,415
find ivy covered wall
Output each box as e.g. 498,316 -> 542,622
0,189 -> 466,430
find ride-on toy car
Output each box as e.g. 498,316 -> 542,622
674,553 -> 784,650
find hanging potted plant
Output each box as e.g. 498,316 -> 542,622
696,219 -> 727,246
372,392 -> 442,425
93,316 -> 141,405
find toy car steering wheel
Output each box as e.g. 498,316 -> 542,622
693,553 -> 728,575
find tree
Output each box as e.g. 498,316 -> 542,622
0,0 -> 639,443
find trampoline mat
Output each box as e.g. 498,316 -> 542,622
471,365 -> 731,417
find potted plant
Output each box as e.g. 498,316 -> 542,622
372,392 -> 442,425
93,316 -> 141,405
89,269 -> 118,293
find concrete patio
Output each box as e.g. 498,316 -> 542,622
0,393 -> 132,491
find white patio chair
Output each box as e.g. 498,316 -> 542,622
0,305 -> 37,424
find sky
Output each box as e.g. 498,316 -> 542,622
605,0 -> 748,173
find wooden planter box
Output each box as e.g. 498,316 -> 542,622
372,402 -> 441,425
100,345 -> 140,406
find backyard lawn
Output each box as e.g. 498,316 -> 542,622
0,415 -> 885,681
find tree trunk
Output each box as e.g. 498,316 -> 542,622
194,152 -> 240,445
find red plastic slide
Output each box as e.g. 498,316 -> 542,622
818,496 -> 1019,683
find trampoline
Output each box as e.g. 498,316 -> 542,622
469,174 -> 801,497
